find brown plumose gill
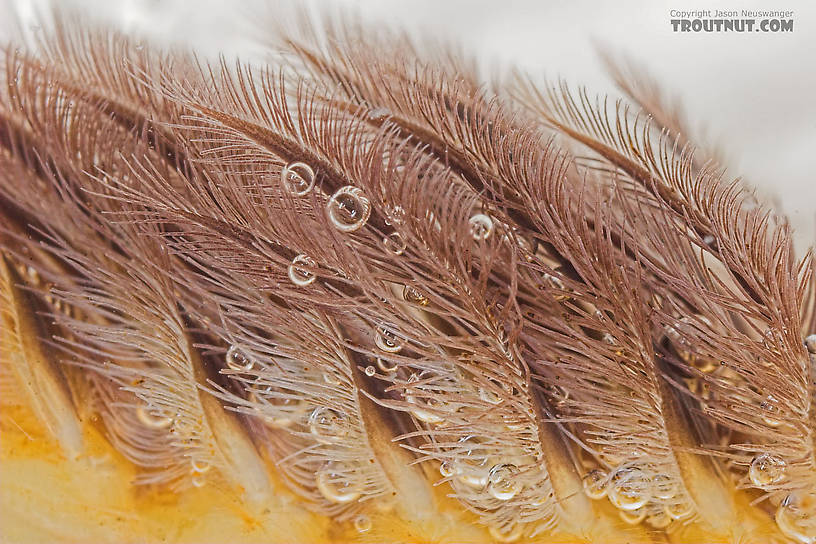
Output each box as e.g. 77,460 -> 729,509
0,10 -> 814,544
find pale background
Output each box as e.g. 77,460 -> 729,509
2,0 -> 814,248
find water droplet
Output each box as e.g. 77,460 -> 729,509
608,467 -> 652,511
468,213 -> 494,240
308,407 -> 349,444
402,285 -> 429,306
776,492 -> 816,544
288,254 -> 317,286
315,461 -> 361,503
191,474 -> 206,487
364,365 -> 376,377
280,161 -> 316,196
354,514 -> 372,533
376,357 -> 398,373
651,473 -> 677,500
327,186 -> 371,232
804,334 -> 816,354
136,406 -> 173,429
760,394 -> 782,427
488,524 -> 523,543
191,459 -> 211,474
375,326 -> 403,353
582,469 -> 608,500
226,345 -> 254,371
749,453 -> 786,487
383,232 -> 407,255
439,461 -> 455,478
619,507 -> 646,525
487,463 -> 522,500
665,501 -> 693,520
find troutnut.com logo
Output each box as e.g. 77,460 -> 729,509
670,9 -> 794,32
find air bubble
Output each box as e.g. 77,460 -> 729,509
582,469 -> 608,500
760,394 -> 782,427
383,232 -> 407,255
226,345 -> 254,371
665,501 -> 693,520
487,463 -> 522,500
136,406 -> 173,429
322,370 -> 342,386
364,365 -> 376,377
280,161 -> 315,196
440,461 -> 455,478
191,474 -> 206,488
402,285 -> 429,306
608,466 -> 652,511
651,473 -> 677,500
308,407 -> 349,444
478,385 -> 504,405
288,254 -> 317,286
25,266 -> 40,285
619,507 -> 646,525
749,453 -> 786,487
368,107 -> 390,121
376,357 -> 398,373
315,461 -> 361,503
647,513 -> 672,529
488,524 -> 523,543
191,459 -> 211,474
405,372 -> 444,424
327,186 -> 371,232
776,491 -> 816,544
804,334 -> 816,354
354,514 -> 372,533
454,435 -> 490,488
375,326 -> 403,353
384,205 -> 406,226
468,213 -> 494,240
248,391 -> 304,429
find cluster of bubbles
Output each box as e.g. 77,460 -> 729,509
221,345 -> 367,504
582,465 -> 693,527
280,161 -> 498,287
437,436 -> 526,502
745,452 -> 813,543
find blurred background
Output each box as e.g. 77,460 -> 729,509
1,0 -> 814,247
